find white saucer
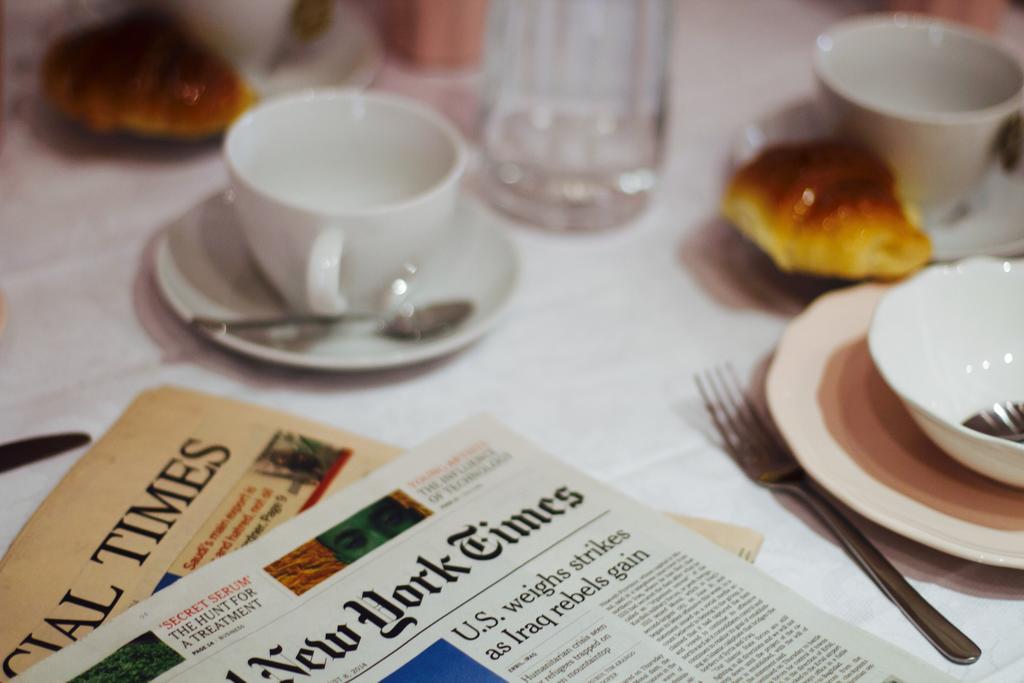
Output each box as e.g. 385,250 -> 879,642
733,99 -> 1024,262
248,2 -> 383,97
154,192 -> 519,370
767,283 -> 1024,568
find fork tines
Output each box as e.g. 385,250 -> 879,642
694,365 -> 799,483
993,401 -> 1024,432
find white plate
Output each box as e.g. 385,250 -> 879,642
248,2 -> 383,97
154,192 -> 519,370
767,282 -> 1024,568
733,99 -> 1024,262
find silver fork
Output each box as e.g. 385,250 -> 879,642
962,401 -> 1024,442
695,366 -> 981,665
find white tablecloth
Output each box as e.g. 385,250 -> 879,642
2,1 -> 1023,680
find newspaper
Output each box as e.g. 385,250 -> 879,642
0,387 -> 401,680
666,515 -> 762,565
0,388 -> 759,681
19,416 -> 949,682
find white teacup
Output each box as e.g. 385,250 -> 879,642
151,0 -> 293,73
224,90 -> 466,315
814,14 -> 1023,220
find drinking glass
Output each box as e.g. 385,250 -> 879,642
479,0 -> 670,231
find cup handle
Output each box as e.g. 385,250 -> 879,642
997,111 -> 1022,173
306,227 -> 346,315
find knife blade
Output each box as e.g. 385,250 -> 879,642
0,432 -> 91,473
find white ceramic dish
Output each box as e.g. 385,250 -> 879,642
154,191 -> 518,371
813,14 -> 1023,217
767,282 -> 1024,568
225,90 -> 467,316
150,0 -> 293,72
248,2 -> 383,97
732,99 -> 1024,261
869,258 -> 1024,487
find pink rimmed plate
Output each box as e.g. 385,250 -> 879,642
767,283 -> 1024,568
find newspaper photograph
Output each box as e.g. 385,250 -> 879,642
18,416 -> 953,682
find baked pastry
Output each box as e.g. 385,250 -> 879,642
721,141 -> 930,280
42,13 -> 255,139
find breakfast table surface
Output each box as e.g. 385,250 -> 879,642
2,0 -> 1023,680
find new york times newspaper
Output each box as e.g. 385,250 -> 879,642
20,417 -> 951,682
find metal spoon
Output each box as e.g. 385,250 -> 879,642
192,300 -> 473,341
962,401 -> 1024,442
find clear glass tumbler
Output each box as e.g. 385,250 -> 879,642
480,0 -> 670,231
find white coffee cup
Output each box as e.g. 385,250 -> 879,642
224,90 -> 466,315
151,0 -> 293,73
814,14 -> 1023,220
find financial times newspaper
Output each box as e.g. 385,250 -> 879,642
21,417 -> 950,682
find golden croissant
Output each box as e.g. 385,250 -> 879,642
721,141 -> 931,280
42,13 -> 255,139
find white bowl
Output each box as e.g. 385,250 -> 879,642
868,258 -> 1024,487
